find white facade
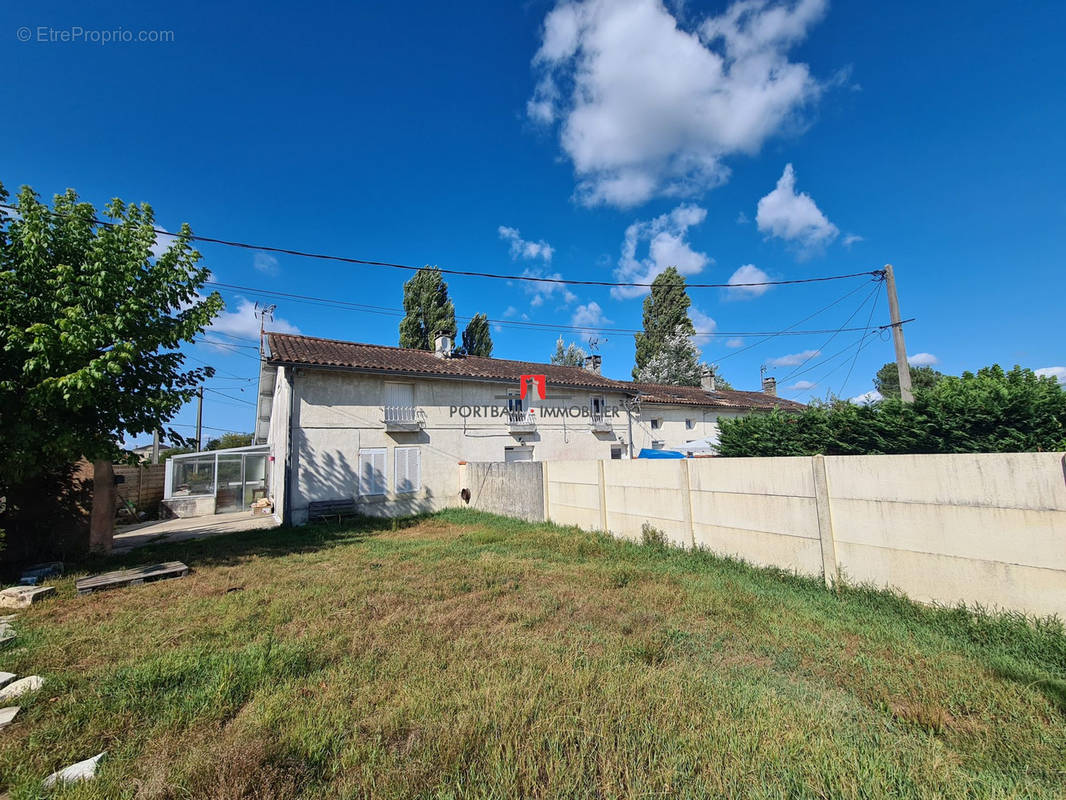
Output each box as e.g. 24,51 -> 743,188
268,365 -> 634,524
628,402 -> 745,454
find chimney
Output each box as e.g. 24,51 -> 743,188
583,354 -> 602,374
762,376 -> 777,396
700,366 -> 717,393
433,333 -> 453,359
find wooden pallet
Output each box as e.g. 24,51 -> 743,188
75,561 -> 189,595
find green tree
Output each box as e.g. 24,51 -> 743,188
459,313 -> 493,357
633,267 -> 696,379
873,361 -> 944,398
718,365 -> 1066,457
550,336 -> 586,367
398,267 -> 456,350
0,183 -> 222,545
206,432 -> 254,450
635,328 -> 703,386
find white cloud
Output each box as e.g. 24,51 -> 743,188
690,306 -> 717,346
788,380 -> 816,391
767,348 -> 820,367
1035,366 -> 1066,385
907,352 -> 938,366
725,337 -> 744,348
726,263 -> 771,299
253,253 -> 280,276
518,267 -> 577,308
502,305 -> 518,318
736,211 -> 749,224
210,298 -> 300,341
842,233 -> 864,249
151,226 -> 178,259
571,301 -> 610,330
756,163 -> 838,252
498,225 -> 554,262
613,204 -> 711,299
850,390 -> 882,405
528,0 -> 827,207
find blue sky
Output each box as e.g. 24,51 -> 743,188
4,0 -> 1064,445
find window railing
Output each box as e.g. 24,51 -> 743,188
384,405 -> 419,424
507,410 -> 536,426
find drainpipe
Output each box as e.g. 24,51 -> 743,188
283,367 -> 296,526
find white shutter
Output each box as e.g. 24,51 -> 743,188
358,448 -> 387,496
395,447 -> 421,493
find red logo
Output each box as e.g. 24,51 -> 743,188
519,374 -> 547,400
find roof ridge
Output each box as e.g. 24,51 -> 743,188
267,331 -> 627,383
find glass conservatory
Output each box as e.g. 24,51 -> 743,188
163,445 -> 270,515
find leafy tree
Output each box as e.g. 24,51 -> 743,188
633,267 -> 695,379
459,313 -> 493,357
718,365 -> 1066,457
873,361 -> 944,398
0,182 -> 221,547
159,446 -> 195,460
206,432 -> 254,450
399,267 -> 456,350
550,336 -> 587,367
635,327 -> 703,386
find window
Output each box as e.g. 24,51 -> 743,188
651,440 -> 665,450
590,395 -> 605,415
504,445 -> 534,462
384,382 -> 416,423
685,419 -> 695,430
650,418 -> 662,430
358,448 -> 387,496
610,445 -> 623,460
394,447 -> 421,494
507,393 -> 524,413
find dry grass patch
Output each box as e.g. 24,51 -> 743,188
0,509 -> 1063,799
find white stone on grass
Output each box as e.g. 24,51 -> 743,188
0,673 -> 14,689
0,675 -> 43,703
0,585 -> 56,608
0,706 -> 18,730
43,752 -> 106,788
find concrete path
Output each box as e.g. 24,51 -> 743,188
113,511 -> 279,553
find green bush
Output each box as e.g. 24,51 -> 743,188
719,365 -> 1066,457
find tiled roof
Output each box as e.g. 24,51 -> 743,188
266,333 -> 805,412
628,382 -> 806,412
267,333 -> 629,391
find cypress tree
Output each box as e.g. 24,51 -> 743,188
633,267 -> 696,380
460,313 -> 493,357
399,267 -> 457,350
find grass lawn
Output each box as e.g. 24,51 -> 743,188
1,509 -> 1064,799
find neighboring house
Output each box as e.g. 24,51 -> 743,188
626,375 -> 799,454
258,332 -> 803,525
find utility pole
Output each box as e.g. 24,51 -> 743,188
883,264 -> 913,403
151,429 -> 160,464
253,303 -> 277,445
195,386 -> 204,451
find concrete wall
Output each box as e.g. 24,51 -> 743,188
281,368 -> 631,525
463,453 -> 1066,619
461,461 -> 544,522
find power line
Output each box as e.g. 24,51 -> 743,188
204,387 -> 256,407
0,201 -> 881,291
778,281 -> 882,382
838,286 -> 882,398
204,279 -> 900,340
715,278 -> 882,364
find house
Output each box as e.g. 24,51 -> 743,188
252,332 -> 804,525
